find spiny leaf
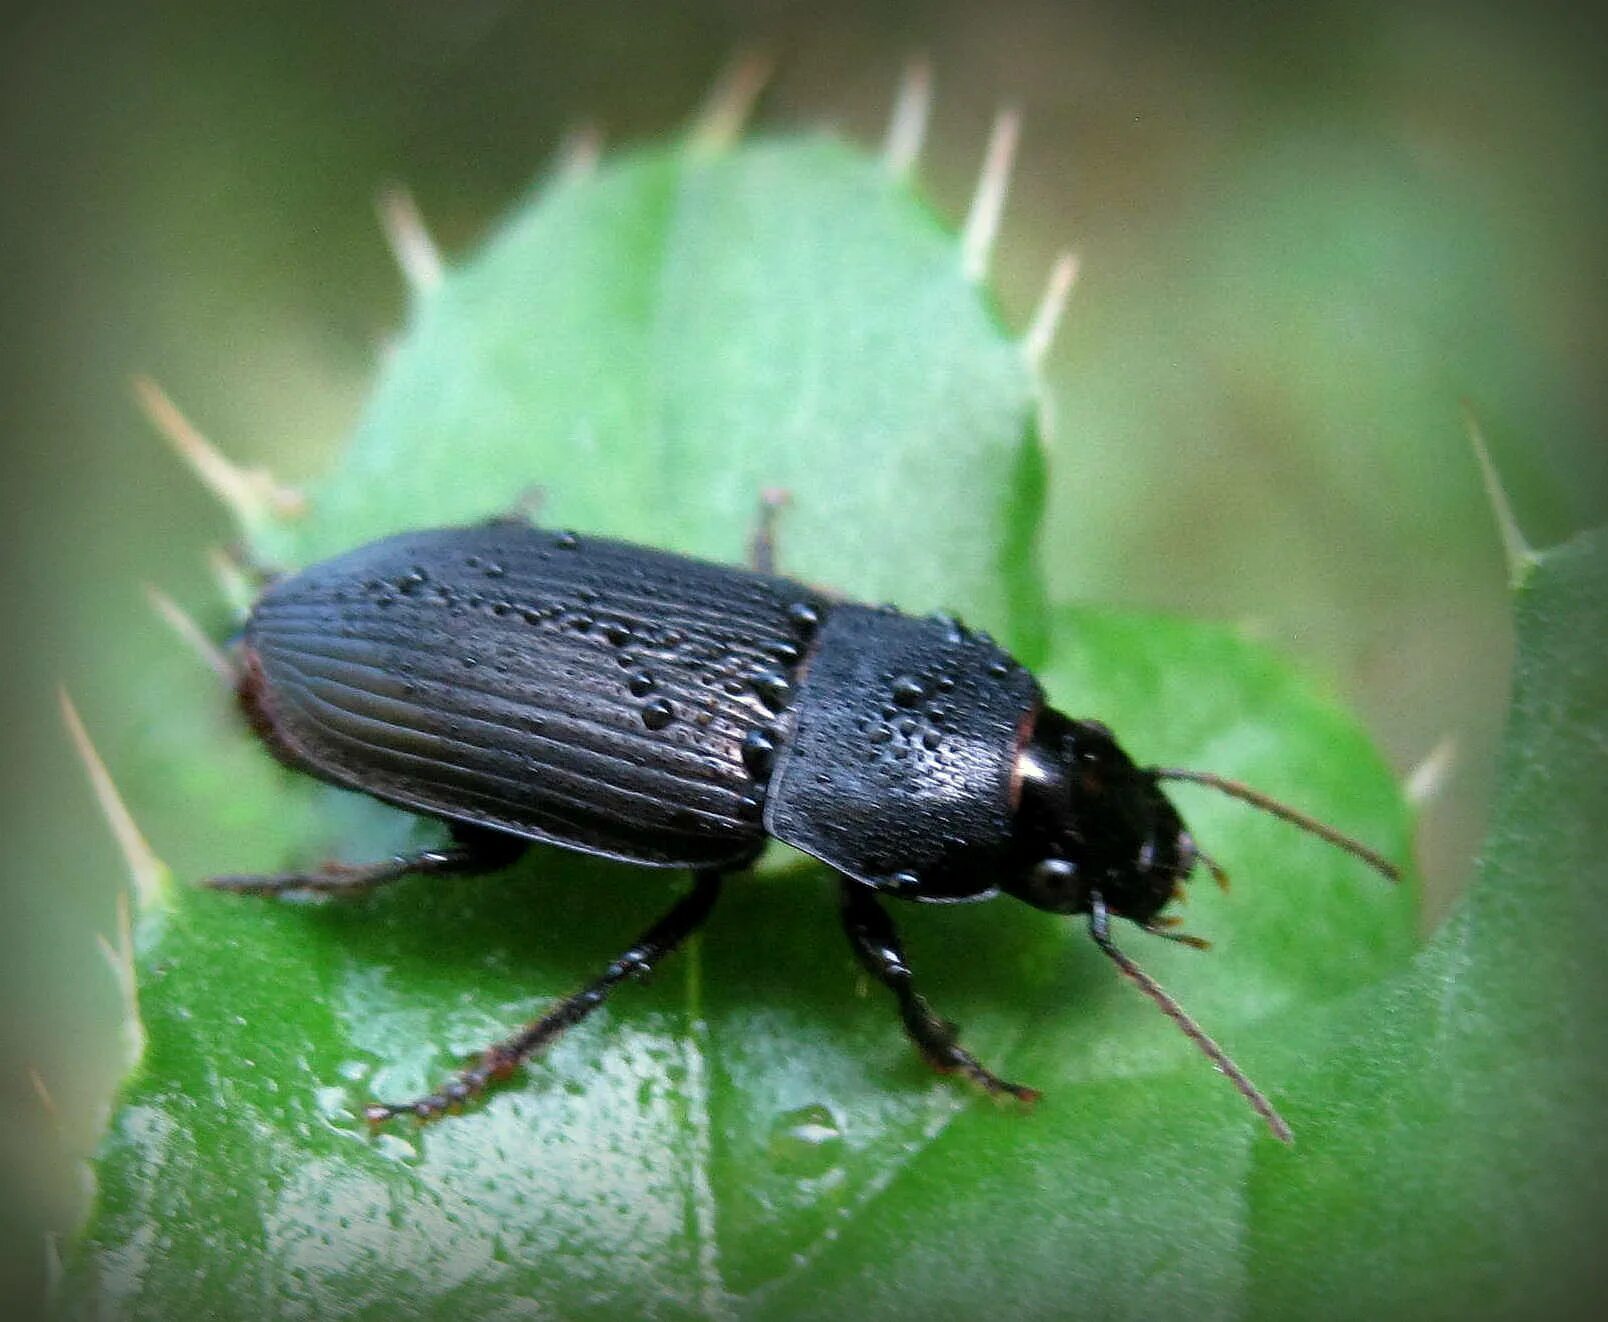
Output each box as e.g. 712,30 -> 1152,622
1243,528 -> 1608,1320
64,130 -> 1413,1319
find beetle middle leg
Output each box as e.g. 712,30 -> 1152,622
839,878 -> 1039,1102
746,487 -> 792,574
364,867 -> 725,1123
205,823 -> 526,897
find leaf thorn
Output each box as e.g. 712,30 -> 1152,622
96,891 -> 147,1064
58,686 -> 172,913
206,545 -> 259,620
1405,734 -> 1458,809
132,376 -> 305,530
961,106 -> 1021,283
144,583 -> 234,684
44,1234 -> 63,1308
553,121 -> 603,182
688,49 -> 773,155
27,1066 -> 58,1120
1463,405 -> 1539,589
376,183 -> 444,294
882,57 -> 932,179
1022,250 -> 1081,367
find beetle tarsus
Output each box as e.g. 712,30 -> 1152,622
839,878 -> 1038,1103
204,831 -> 525,897
364,869 -> 725,1125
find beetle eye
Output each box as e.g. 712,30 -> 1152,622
1028,857 -> 1079,907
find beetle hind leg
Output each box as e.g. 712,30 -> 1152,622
205,824 -> 526,897
363,868 -> 725,1124
839,878 -> 1039,1103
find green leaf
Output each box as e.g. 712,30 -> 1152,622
64,132 -> 1416,1319
1242,528 -> 1608,1320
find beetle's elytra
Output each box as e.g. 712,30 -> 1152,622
212,515 -> 1398,1141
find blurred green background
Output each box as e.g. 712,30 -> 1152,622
2,0 -> 1603,1314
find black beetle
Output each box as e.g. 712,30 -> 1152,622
210,512 -> 1398,1141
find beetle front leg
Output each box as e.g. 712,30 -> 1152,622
205,824 -> 526,897
839,878 -> 1039,1102
364,868 -> 725,1123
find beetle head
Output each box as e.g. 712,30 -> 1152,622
1005,710 -> 1198,924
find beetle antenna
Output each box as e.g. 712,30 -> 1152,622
1090,895 -> 1291,1143
1150,768 -> 1399,883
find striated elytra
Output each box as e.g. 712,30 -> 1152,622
211,518 -> 1399,1140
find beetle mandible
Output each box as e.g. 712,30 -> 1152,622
209,505 -> 1398,1141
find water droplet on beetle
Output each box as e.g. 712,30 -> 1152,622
603,621 -> 632,646
641,698 -> 676,731
627,669 -> 655,697
892,675 -> 926,707
483,562 -> 505,578
754,671 -> 792,712
741,727 -> 778,777
786,601 -> 819,634
868,723 -> 893,745
555,531 -> 580,550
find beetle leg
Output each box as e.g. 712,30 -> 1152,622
746,487 -> 792,574
838,878 -> 1039,1102
364,868 -> 725,1123
481,484 -> 547,527
204,826 -> 526,897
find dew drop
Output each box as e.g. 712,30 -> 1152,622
627,668 -> 656,697
867,723 -> 893,745
641,698 -> 676,731
786,601 -> 820,635
373,1132 -> 421,1166
754,670 -> 792,712
767,1103 -> 844,1179
555,531 -> 580,550
483,562 -> 505,578
889,870 -> 922,895
741,726 -> 779,777
603,621 -> 632,647
891,675 -> 926,707
987,659 -> 1011,677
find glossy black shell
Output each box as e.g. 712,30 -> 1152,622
241,524 -> 827,869
240,523 -> 1044,887
768,605 -> 1042,897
